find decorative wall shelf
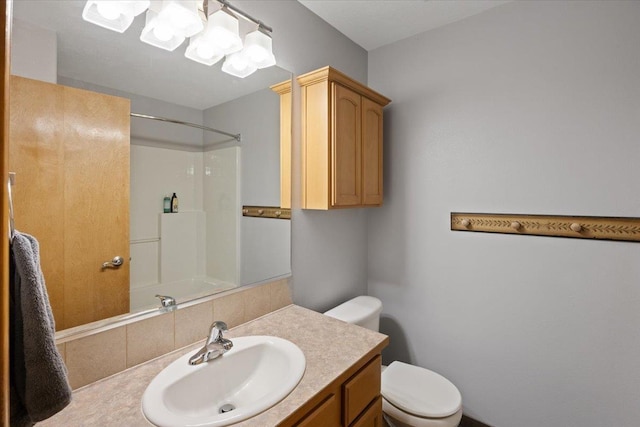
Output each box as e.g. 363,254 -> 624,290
242,206 -> 291,220
451,213 -> 640,242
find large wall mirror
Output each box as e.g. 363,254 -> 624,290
9,0 -> 291,335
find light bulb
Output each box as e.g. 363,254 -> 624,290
196,42 -> 215,59
96,2 -> 121,20
169,7 -> 193,30
153,23 -> 173,42
156,0 -> 203,37
243,28 -> 275,69
222,52 -> 257,78
229,55 -> 248,71
208,8 -> 242,54
83,1 -> 147,33
185,35 -> 224,65
246,46 -> 267,63
213,32 -> 233,50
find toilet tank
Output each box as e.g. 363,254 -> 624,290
324,296 -> 383,331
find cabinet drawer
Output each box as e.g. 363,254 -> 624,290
296,393 -> 340,427
343,355 -> 381,425
351,396 -> 383,427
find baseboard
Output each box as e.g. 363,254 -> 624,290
460,414 -> 493,427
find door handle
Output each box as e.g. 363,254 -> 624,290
102,256 -> 124,269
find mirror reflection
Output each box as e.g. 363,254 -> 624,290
10,0 -> 292,333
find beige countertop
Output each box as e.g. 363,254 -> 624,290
39,304 -> 388,426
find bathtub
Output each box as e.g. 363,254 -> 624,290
130,278 -> 236,312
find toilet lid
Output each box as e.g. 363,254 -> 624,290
382,361 -> 462,418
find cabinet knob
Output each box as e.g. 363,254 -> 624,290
511,221 -> 521,231
461,219 -> 470,228
570,223 -> 582,232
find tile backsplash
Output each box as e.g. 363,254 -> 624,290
57,278 -> 292,389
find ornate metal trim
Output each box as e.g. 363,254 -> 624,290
451,213 -> 640,242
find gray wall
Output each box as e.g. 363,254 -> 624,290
11,18 -> 57,83
58,77 -> 204,149
204,87 -> 291,285
367,2 -> 640,426
237,1 -> 370,310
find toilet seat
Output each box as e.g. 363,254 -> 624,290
382,361 -> 462,418
382,398 -> 463,427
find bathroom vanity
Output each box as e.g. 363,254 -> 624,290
38,305 -> 388,427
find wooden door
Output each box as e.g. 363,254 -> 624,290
331,83 -> 361,207
9,76 -> 130,330
62,85 -> 130,328
361,98 -> 383,206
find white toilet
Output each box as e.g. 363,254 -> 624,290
324,296 -> 462,427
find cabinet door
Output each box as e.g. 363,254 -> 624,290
295,393 -> 341,427
351,397 -> 383,427
343,355 -> 381,425
331,83 -> 361,207
361,98 -> 383,206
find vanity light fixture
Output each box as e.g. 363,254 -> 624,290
82,0 -> 150,33
140,0 -> 203,51
184,33 -> 225,65
82,0 -> 276,77
206,6 -> 243,54
184,4 -> 241,66
242,27 -> 276,69
220,25 -> 275,77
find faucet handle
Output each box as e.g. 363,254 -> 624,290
208,321 -> 228,343
155,294 -> 176,307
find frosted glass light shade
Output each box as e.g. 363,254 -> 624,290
243,28 -> 276,69
82,0 -> 150,33
155,0 -> 203,38
185,35 -> 224,66
208,7 -> 243,55
140,9 -> 185,51
221,52 -> 257,78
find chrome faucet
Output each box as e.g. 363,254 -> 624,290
188,321 -> 233,365
155,294 -> 177,312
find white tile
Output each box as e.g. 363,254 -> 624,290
130,241 -> 159,289
159,211 -> 205,283
204,147 -> 240,284
130,145 -> 204,241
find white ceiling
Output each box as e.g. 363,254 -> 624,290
298,0 -> 511,51
12,1 -> 511,108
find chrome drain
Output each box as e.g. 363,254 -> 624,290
219,404 -> 236,414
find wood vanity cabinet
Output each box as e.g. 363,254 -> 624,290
282,353 -> 383,427
298,66 -> 391,210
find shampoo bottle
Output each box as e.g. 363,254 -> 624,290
171,192 -> 178,213
163,196 -> 171,213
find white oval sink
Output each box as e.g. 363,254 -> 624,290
142,335 -> 306,427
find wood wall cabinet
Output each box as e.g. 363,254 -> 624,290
9,76 -> 130,330
298,66 -> 390,210
281,353 -> 383,427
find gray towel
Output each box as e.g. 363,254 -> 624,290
10,231 -> 71,426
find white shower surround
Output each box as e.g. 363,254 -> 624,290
130,144 -> 241,300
